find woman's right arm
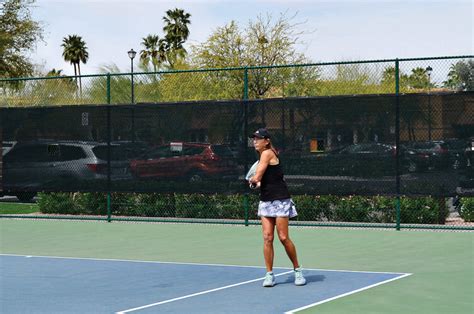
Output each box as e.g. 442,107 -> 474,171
250,150 -> 273,184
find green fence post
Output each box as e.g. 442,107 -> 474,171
243,67 -> 249,100
106,73 -> 112,222
107,193 -> 111,223
243,67 -> 250,226
244,194 -> 249,226
395,59 -> 401,231
106,73 -> 111,104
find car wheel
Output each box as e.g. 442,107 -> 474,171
452,159 -> 461,170
188,172 -> 204,183
16,192 -> 37,203
408,161 -> 418,173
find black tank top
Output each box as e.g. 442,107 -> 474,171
260,162 -> 291,202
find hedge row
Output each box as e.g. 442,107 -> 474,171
34,192 -> 466,224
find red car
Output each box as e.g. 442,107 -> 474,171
130,142 -> 238,182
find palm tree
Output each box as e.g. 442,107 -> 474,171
162,8 -> 191,67
61,34 -> 89,95
408,67 -> 431,90
140,34 -> 166,73
46,68 -> 64,77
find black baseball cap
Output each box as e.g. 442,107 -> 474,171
249,128 -> 271,139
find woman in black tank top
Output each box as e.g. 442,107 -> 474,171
248,128 -> 306,287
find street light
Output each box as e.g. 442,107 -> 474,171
128,49 -> 137,104
128,49 -> 137,143
426,66 -> 433,140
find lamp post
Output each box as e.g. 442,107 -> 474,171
128,49 -> 137,142
128,49 -> 137,104
426,66 -> 433,141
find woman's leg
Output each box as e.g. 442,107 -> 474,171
261,216 -> 276,272
275,217 -> 300,269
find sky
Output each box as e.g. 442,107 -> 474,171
30,0 -> 473,76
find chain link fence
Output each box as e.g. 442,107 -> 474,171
1,55 -> 473,229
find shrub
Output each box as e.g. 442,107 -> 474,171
399,196 -> 448,224
106,193 -> 177,217
74,192 -> 107,215
175,194 -> 212,218
332,195 -> 372,222
38,192 -> 78,215
293,195 -> 330,221
459,197 -> 474,222
212,194 -> 245,219
371,195 -> 396,223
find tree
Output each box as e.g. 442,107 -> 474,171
192,12 -> 313,99
444,60 -> 474,91
0,0 -> 43,80
380,66 -> 432,141
13,68 -> 77,106
140,34 -> 166,73
381,66 -> 434,92
46,68 -> 64,77
162,8 -> 191,68
407,67 -> 432,90
61,34 -> 89,94
191,12 -> 315,143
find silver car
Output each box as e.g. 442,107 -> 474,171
2,140 -> 144,198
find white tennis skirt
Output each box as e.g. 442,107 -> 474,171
258,198 -> 298,218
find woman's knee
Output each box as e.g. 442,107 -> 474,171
278,232 -> 291,243
263,232 -> 274,243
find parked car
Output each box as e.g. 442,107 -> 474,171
401,143 -> 431,173
325,142 -> 402,176
2,141 -> 17,156
444,139 -> 470,169
403,140 -> 469,171
466,137 -> 474,167
1,140 -> 147,201
130,142 -> 238,182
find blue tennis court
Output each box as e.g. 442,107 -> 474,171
1,254 -> 410,313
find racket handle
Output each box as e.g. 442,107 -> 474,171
249,182 -> 257,189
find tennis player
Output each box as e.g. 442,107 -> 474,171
248,128 -> 306,287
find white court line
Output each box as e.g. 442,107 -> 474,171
0,253 -> 266,269
285,273 -> 413,313
0,254 -> 408,275
116,270 -> 294,313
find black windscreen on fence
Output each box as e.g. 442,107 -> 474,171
1,91 -> 473,196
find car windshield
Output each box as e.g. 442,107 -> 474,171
446,140 -> 466,149
211,145 -> 234,157
340,144 -> 380,154
410,142 -> 438,149
93,145 -> 142,161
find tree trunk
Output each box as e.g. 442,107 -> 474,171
73,63 -> 78,99
77,62 -> 83,98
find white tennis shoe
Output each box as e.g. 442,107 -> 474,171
262,271 -> 276,287
294,267 -> 306,286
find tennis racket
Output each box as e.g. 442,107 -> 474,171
245,160 -> 259,189
245,160 -> 259,180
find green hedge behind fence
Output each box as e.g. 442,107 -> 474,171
36,192 -> 458,225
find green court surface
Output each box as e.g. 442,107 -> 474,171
0,219 -> 472,314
